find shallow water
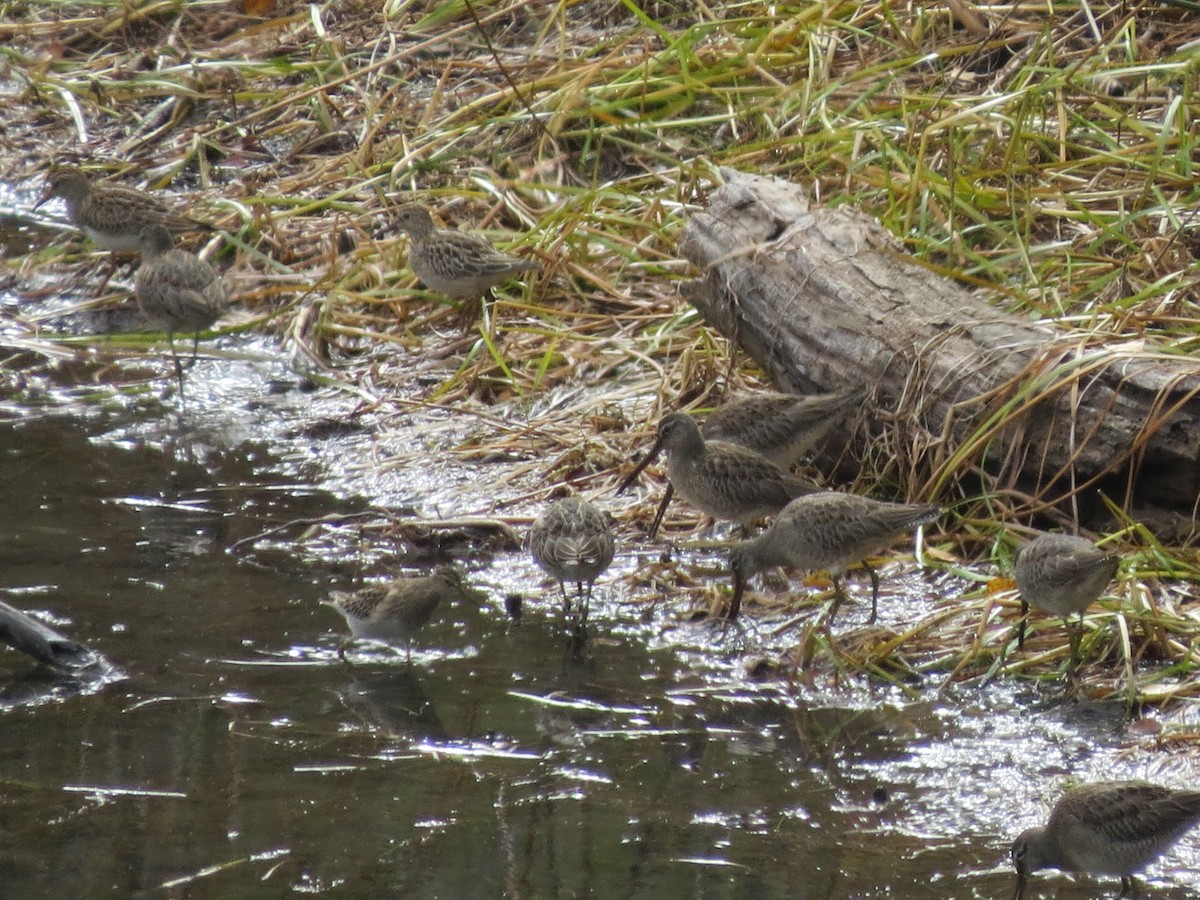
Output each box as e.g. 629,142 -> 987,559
3,223 -> 1200,898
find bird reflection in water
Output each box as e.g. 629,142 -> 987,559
334,669 -> 445,742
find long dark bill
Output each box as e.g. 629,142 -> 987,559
32,187 -> 54,211
616,432 -> 667,494
648,483 -> 674,539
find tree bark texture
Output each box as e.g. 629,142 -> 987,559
678,169 -> 1200,529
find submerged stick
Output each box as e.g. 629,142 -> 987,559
0,600 -> 103,673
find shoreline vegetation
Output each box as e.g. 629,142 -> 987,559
4,0 -> 1200,704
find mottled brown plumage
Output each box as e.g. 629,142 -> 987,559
646,387 -> 866,537
618,411 -> 818,529
322,566 -> 474,662
702,386 -> 866,468
727,492 -> 940,622
36,166 -> 212,251
1012,781 -> 1200,898
134,224 -> 227,393
530,497 -> 616,621
1013,532 -> 1119,662
393,204 -> 538,321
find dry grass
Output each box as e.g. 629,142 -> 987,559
4,0 -> 1200,699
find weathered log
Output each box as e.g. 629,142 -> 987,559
679,169 -> 1200,529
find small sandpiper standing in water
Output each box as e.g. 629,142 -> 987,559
1011,781 -> 1200,898
530,497 -> 616,623
645,386 -> 866,537
322,566 -> 476,663
726,492 -> 940,622
35,166 -> 213,252
392,204 -> 538,325
134,224 -> 227,394
1013,532 -> 1119,667
618,411 -> 819,533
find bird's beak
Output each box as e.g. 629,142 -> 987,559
1017,599 -> 1029,649
32,185 -> 54,211
648,483 -> 674,539
616,432 -> 666,494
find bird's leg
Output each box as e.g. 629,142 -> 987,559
186,329 -> 201,371
708,611 -> 747,643
825,575 -> 848,628
1067,612 -> 1084,675
1118,875 -> 1137,898
726,567 -> 747,623
713,621 -> 748,655
166,329 -> 186,398
648,485 -> 674,539
866,563 -> 880,624
1016,599 -> 1029,649
460,292 -> 487,333
577,582 -> 589,624
94,252 -> 128,294
563,614 -> 589,655
558,581 -> 572,618
337,639 -> 352,667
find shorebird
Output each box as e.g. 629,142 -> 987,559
133,224 -> 227,394
529,497 -> 616,622
322,565 -> 475,662
702,386 -> 866,468
1011,781 -> 1200,898
618,411 -> 819,532
392,204 -> 538,323
35,166 -> 213,252
1013,532 -> 1119,666
646,386 -> 866,537
726,492 -> 940,622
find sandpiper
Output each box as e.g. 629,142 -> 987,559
646,386 -> 866,536
727,492 -> 940,622
35,166 -> 213,252
392,204 -> 538,322
322,565 -> 475,662
703,386 -> 866,468
134,224 -> 228,393
1013,532 -> 1119,664
1012,781 -> 1200,898
618,411 -> 819,531
530,497 -> 616,621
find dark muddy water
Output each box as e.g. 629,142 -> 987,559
3,198 -> 1200,898
4,367 -> 1200,900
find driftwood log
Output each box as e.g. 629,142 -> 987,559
679,169 -> 1200,532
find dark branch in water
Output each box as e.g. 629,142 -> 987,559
0,600 -> 103,673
